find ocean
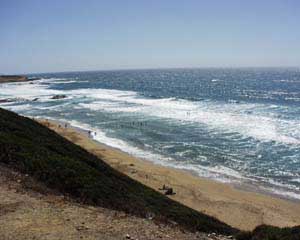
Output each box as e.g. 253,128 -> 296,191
1,68 -> 299,200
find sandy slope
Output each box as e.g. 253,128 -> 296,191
40,119 -> 300,231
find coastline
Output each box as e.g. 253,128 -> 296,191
38,118 -> 300,231
0,75 -> 40,84
0,75 -> 28,83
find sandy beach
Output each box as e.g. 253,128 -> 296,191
38,119 -> 300,231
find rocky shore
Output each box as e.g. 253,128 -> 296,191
0,75 -> 40,83
0,75 -> 28,83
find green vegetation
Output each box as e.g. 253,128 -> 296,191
0,107 -> 299,239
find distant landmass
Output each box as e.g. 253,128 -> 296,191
0,75 -> 40,83
0,75 -> 28,83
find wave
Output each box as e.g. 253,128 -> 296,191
1,81 -> 299,145
2,74 -> 300,201
2,104 -> 33,111
274,79 -> 300,83
31,116 -> 300,200
72,88 -> 300,145
41,118 -> 250,182
259,185 -> 300,200
0,79 -> 61,99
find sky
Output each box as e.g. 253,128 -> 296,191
0,0 -> 300,74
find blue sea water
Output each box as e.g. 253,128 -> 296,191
1,68 -> 300,200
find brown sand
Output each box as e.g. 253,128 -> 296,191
39,119 -> 300,231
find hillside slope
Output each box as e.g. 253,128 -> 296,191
0,108 -> 235,235
0,164 -> 233,240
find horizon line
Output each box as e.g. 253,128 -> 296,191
10,65 -> 300,76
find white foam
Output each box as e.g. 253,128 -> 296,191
63,119 -> 174,164
73,88 -> 300,145
1,81 -> 299,145
211,79 -> 222,82
259,186 -> 300,200
82,123 -> 252,183
0,80 -> 61,99
292,178 -> 300,183
2,104 -> 32,111
35,77 -> 68,83
46,118 -> 249,183
285,97 -> 300,101
274,79 -> 299,83
45,79 -> 88,84
266,178 -> 300,191
25,115 -> 300,200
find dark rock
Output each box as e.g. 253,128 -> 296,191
165,188 -> 175,195
28,77 -> 41,81
75,225 -> 89,231
51,95 -> 67,100
159,185 -> 176,195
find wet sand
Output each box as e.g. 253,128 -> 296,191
38,119 -> 300,231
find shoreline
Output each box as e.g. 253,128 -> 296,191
38,118 -> 300,231
49,119 -> 300,203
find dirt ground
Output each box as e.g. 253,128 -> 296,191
0,165 -> 232,240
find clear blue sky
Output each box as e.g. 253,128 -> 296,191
1,0 -> 299,74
